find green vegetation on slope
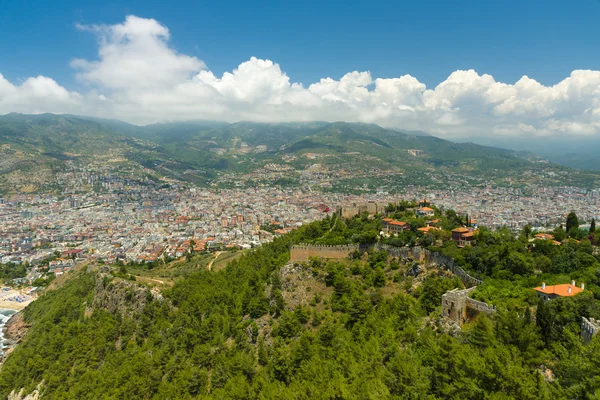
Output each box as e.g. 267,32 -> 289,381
1,212 -> 600,398
2,114 -> 600,192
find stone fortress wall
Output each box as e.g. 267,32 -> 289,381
581,317 -> 600,343
290,243 -> 483,288
290,244 -> 359,262
441,287 -> 496,324
289,240 -> 597,337
288,243 -> 494,325
375,244 -> 483,287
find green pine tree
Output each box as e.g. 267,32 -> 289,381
469,314 -> 495,348
566,212 -> 579,235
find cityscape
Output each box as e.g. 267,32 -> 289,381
1,1 -> 600,398
2,168 -> 598,281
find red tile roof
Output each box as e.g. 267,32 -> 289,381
452,227 -> 469,233
389,221 -> 407,226
534,284 -> 583,297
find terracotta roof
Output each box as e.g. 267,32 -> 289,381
535,233 -> 554,240
461,232 -> 475,237
534,284 -> 583,297
389,221 -> 407,226
417,227 -> 433,232
419,207 -> 434,211
452,227 -> 469,233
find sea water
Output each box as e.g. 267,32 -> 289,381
0,309 -> 16,354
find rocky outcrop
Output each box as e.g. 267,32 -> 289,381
1,312 -> 30,364
92,266 -> 164,318
4,312 -> 29,345
8,383 -> 42,400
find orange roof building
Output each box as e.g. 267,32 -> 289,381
451,227 -> 476,247
417,207 -> 435,216
534,281 -> 584,300
452,227 -> 469,233
381,219 -> 410,234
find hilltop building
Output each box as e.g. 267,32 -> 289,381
451,227 -> 476,247
534,281 -> 584,301
382,218 -> 410,235
416,207 -> 435,217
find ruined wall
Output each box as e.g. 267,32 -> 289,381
375,244 -> 483,287
375,244 -> 425,263
441,288 -> 495,324
290,244 -> 359,262
290,243 -> 483,286
442,288 -> 475,323
581,317 -> 600,343
466,298 -> 496,315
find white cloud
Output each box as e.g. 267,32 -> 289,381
1,15 -> 600,139
71,15 -> 204,90
0,74 -> 85,114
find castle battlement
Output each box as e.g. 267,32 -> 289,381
290,244 -> 359,262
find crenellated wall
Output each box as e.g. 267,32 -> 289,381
289,242 -> 492,324
290,244 -> 359,262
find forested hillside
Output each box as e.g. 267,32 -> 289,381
1,211 -> 599,399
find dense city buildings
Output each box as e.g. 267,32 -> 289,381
1,173 -> 599,282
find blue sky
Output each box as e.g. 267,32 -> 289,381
1,0 -> 600,141
1,0 -> 599,89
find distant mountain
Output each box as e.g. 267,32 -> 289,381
0,113 -> 599,194
452,134 -> 600,171
0,114 -> 219,193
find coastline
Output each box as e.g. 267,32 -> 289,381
0,300 -> 30,311
0,289 -> 35,311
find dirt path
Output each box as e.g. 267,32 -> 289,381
207,251 -> 223,271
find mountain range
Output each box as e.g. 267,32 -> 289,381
0,113 -> 598,194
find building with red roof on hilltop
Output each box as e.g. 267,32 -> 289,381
382,219 -> 410,235
417,207 -> 435,217
534,281 -> 584,301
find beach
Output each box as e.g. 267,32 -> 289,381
0,289 -> 35,311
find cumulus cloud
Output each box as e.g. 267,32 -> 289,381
1,15 -> 600,139
71,15 -> 204,90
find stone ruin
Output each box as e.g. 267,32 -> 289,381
581,317 -> 600,343
442,287 -> 496,324
289,244 -> 360,262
